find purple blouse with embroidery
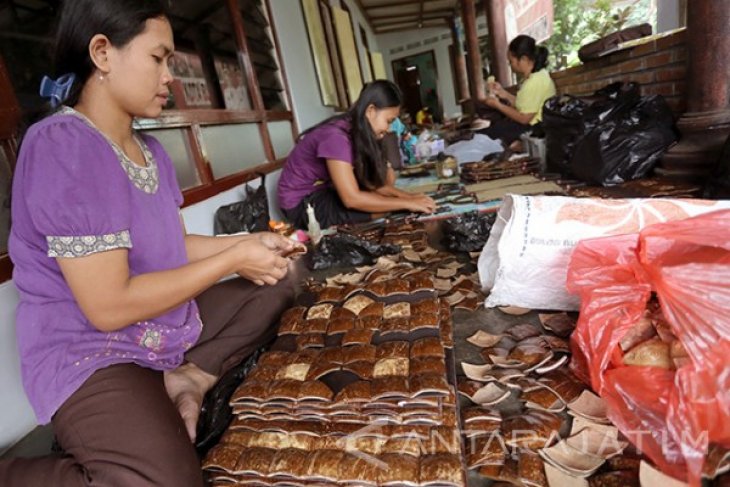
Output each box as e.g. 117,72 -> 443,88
9,108 -> 202,424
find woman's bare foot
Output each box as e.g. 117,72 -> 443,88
163,363 -> 218,442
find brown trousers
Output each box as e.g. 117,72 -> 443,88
0,277 -> 294,487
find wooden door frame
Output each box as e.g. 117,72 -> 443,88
390,49 -> 444,122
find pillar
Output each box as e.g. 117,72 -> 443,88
484,0 -> 511,87
659,0 -> 730,179
460,0 -> 485,102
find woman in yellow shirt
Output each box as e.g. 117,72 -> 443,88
480,35 -> 556,145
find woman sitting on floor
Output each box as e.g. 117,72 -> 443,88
277,80 -> 436,229
479,35 -> 556,146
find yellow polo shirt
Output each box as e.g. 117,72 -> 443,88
515,69 -> 556,125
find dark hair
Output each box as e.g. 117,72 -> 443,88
53,0 -> 169,107
508,35 -> 549,72
299,80 -> 402,189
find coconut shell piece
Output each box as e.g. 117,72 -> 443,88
539,369 -> 587,404
278,317 -> 303,335
521,386 -> 566,413
623,337 -> 672,369
506,324 -> 543,341
538,312 -> 576,338
567,390 -> 609,424
275,363 -> 311,381
374,357 -> 409,377
326,317 -> 355,335
343,344 -> 377,363
544,463 -> 589,487
471,383 -> 511,406
468,434 -> 507,468
342,360 -> 375,380
384,278 -> 412,297
499,306 -> 532,316
377,453 -> 419,484
409,313 -> 440,331
639,460 -> 688,487
456,296 -> 482,311
539,441 -> 605,477
410,373 -> 451,397
619,313 -> 656,352
503,410 -> 562,449
343,294 -> 375,315
458,380 -> 483,399
365,281 -> 388,298
334,381 -> 371,403
330,307 -> 357,320
258,351 -> 291,367
420,453 -> 464,486
379,317 -> 410,335
463,419 -> 501,438
268,447 -> 310,478
266,380 -> 302,401
232,381 -> 268,402
306,303 -> 334,320
407,273 -> 434,293
372,376 -> 410,400
569,417 -> 619,439
300,318 -> 329,334
233,447 -> 275,476
280,306 -> 307,327
306,449 -> 347,481
518,448 -> 549,487
461,362 -> 495,381
295,333 -> 325,350
444,291 -> 466,306
411,337 -> 445,358
588,470 -> 640,487
467,330 -> 505,348
565,428 -> 628,459
383,302 -> 411,320
532,354 -> 570,375
410,357 -> 446,376
342,328 -> 375,346
316,286 -> 347,303
247,366 -> 279,382
203,442 -> 244,472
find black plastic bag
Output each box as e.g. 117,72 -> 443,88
571,95 -> 677,186
542,82 -> 641,176
214,176 -> 269,235
703,133 -> 730,199
441,211 -> 497,252
309,233 -> 401,271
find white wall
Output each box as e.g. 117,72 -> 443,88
376,14 -> 490,121
269,0 -> 380,132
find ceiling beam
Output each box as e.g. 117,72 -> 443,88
369,10 -> 452,20
374,17 -> 447,29
351,0 -> 377,33
375,20 -> 448,35
418,0 -> 425,26
364,0 -> 424,10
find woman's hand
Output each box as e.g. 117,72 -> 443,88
231,236 -> 290,286
488,80 -> 507,98
406,194 -> 437,214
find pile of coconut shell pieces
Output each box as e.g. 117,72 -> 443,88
308,221 -> 485,313
456,311 -> 657,487
203,275 -> 467,485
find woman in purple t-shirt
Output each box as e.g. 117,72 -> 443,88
1,1 -> 302,486
278,80 -> 436,229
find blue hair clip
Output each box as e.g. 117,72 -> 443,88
39,73 -> 76,108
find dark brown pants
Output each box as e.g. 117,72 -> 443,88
0,277 -> 294,486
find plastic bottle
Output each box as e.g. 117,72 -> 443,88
306,204 -> 321,243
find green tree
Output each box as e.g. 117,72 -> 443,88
544,0 -> 653,71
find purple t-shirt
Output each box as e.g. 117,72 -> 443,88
9,108 -> 203,423
278,118 -> 353,210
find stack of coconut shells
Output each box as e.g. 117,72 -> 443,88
203,279 -> 467,485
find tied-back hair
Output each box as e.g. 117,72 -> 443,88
298,80 -> 402,190
54,0 -> 169,107
508,35 -> 549,73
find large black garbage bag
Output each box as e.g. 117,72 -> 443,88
214,176 -> 269,235
309,233 -> 401,270
542,82 -> 642,176
571,95 -> 677,186
703,133 -> 730,199
441,211 -> 497,252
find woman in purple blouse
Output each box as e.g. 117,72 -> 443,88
1,1 -> 300,485
278,80 -> 437,229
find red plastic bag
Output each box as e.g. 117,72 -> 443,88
566,210 -> 730,485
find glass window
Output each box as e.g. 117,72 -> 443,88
201,124 -> 267,178
144,128 -> 201,190
268,121 -> 295,160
